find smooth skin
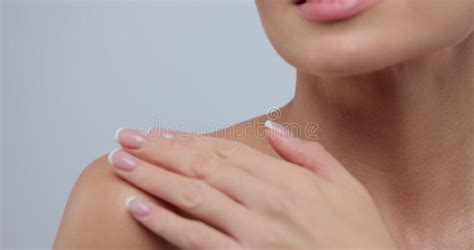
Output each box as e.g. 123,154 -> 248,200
109,125 -> 395,249
54,0 -> 474,249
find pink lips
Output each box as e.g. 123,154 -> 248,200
297,0 -> 380,22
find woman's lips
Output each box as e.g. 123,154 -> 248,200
296,0 -> 380,22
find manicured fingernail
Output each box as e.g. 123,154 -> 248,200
264,120 -> 294,138
107,149 -> 138,171
126,196 -> 151,216
115,128 -> 147,149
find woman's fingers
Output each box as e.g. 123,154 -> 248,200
119,130 -> 290,209
116,127 -> 318,191
125,196 -> 241,249
117,127 -> 280,177
264,120 -> 353,184
107,149 -> 257,239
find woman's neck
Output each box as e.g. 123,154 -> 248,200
280,34 -> 473,247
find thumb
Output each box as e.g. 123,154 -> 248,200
264,120 -> 351,183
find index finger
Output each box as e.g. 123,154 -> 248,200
115,128 -> 320,189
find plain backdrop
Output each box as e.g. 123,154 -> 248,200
1,0 -> 295,248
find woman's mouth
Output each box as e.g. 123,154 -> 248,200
294,0 -> 380,22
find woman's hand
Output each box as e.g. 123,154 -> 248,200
108,121 -> 396,249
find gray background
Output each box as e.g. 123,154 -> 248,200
1,0 -> 295,248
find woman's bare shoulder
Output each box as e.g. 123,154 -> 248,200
54,155 -> 175,249
54,114 -> 278,249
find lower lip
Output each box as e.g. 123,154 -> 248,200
297,0 -> 380,22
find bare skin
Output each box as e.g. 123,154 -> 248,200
277,34 -> 474,249
55,1 -> 474,249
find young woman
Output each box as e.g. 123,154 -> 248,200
54,0 -> 474,249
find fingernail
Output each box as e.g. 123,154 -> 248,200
264,120 -> 294,139
126,196 -> 151,217
108,149 -> 138,171
115,128 -> 147,149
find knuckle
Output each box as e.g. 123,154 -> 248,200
179,180 -> 207,209
189,152 -> 216,178
253,224 -> 290,247
194,136 -> 223,152
215,140 -> 243,160
263,188 -> 296,217
185,134 -> 200,145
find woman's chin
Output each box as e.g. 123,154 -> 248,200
283,40 -> 400,78
294,56 -> 393,79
